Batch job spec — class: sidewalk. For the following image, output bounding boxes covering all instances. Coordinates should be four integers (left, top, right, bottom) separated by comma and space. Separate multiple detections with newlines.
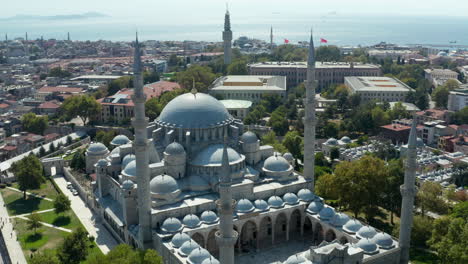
6, 187, 53, 202
0, 192, 27, 264
53, 175, 118, 254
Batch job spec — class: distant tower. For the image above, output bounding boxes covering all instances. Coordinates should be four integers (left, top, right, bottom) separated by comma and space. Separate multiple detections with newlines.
399, 118, 418, 264
215, 142, 238, 264
25, 32, 28, 41
270, 26, 273, 50
132, 33, 152, 248
303, 30, 316, 190
223, 6, 232, 65
67, 32, 70, 41
4, 34, 7, 42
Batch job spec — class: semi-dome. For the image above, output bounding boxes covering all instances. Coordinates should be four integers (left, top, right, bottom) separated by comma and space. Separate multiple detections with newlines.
171, 232, 191, 248
121, 154, 136, 169
188, 248, 211, 264
283, 193, 299, 205
340, 136, 351, 143
183, 214, 201, 229
357, 226, 377, 239
326, 138, 338, 145
200, 211, 219, 224
121, 179, 135, 190
241, 131, 258, 144
156, 92, 233, 129
318, 206, 335, 221
284, 255, 309, 264
306, 201, 324, 214
372, 233, 394, 249
122, 160, 136, 177
192, 144, 243, 166
254, 199, 270, 212
329, 213, 350, 227
268, 196, 285, 208
95, 159, 108, 167
161, 217, 183, 233
179, 240, 200, 257
236, 199, 255, 213
165, 142, 185, 155
263, 155, 291, 172
111, 135, 130, 146
150, 175, 179, 195
202, 257, 220, 264
343, 219, 362, 234
297, 189, 315, 202
355, 238, 379, 255
87, 142, 108, 153
283, 152, 294, 161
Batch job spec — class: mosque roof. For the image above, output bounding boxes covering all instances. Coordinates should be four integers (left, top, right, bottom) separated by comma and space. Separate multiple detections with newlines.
191, 144, 242, 166
150, 174, 179, 195
268, 196, 285, 208
254, 199, 270, 212
283, 193, 299, 205
343, 219, 363, 234
240, 131, 258, 144
161, 217, 183, 233
165, 142, 185, 155
111, 135, 130, 146
284, 255, 309, 264
306, 200, 324, 214
171, 232, 191, 248
121, 154, 136, 169
188, 248, 211, 264
283, 152, 294, 161
179, 240, 201, 257
183, 214, 201, 228
372, 232, 394, 249
355, 238, 379, 255
236, 199, 255, 213
357, 226, 377, 239
263, 155, 291, 172
329, 212, 350, 227
87, 142, 108, 153
318, 206, 336, 221
121, 179, 135, 190
200, 211, 219, 224
297, 189, 316, 202
156, 92, 233, 129
95, 159, 108, 167
123, 160, 136, 177
201, 257, 220, 264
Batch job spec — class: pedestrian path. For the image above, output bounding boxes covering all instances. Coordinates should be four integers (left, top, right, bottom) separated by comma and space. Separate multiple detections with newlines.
0, 192, 27, 264
15, 216, 72, 233
10, 208, 55, 219
6, 187, 53, 202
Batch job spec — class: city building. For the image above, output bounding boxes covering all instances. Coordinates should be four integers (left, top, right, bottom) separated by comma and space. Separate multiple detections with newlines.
448, 89, 468, 111
415, 109, 452, 124
248, 61, 381, 89
424, 68, 459, 87
35, 86, 84, 101
345, 76, 414, 103
219, 100, 252, 119
209, 75, 286, 103
321, 137, 352, 157
380, 123, 411, 144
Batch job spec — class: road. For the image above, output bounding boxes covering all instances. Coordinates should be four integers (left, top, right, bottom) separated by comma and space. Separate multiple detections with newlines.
0, 193, 27, 264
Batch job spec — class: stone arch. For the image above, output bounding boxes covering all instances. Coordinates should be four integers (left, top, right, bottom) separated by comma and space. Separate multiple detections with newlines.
289, 209, 302, 240
274, 213, 287, 244
42, 157, 65, 177
339, 236, 349, 244
191, 232, 205, 248
303, 216, 313, 240
258, 216, 272, 249
233, 225, 241, 253
314, 222, 324, 245
207, 229, 219, 257
240, 220, 257, 253
325, 229, 336, 242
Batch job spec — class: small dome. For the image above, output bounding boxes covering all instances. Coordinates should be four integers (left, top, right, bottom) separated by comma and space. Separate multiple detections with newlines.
87, 142, 108, 153
326, 138, 338, 145
183, 214, 201, 228
283, 152, 294, 161
121, 179, 134, 190
192, 144, 243, 166
200, 211, 218, 224
150, 174, 179, 195
111, 135, 130, 146
123, 160, 136, 177
329, 213, 349, 227
372, 233, 394, 249
283, 193, 299, 205
318, 206, 335, 221
171, 233, 191, 248
254, 199, 270, 212
340, 136, 351, 143
95, 159, 108, 167
241, 131, 258, 144
188, 248, 211, 264
297, 189, 315, 202
306, 201, 324, 214
179, 240, 200, 257
236, 199, 255, 213
355, 238, 379, 255
357, 226, 377, 239
284, 255, 308, 264
263, 155, 291, 172
416, 137, 424, 147
161, 217, 183, 233
165, 142, 185, 155
268, 196, 285, 208
343, 219, 362, 234
121, 154, 136, 169
202, 257, 220, 264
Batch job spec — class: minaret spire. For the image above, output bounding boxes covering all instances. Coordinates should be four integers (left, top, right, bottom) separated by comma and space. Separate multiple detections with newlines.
223, 5, 233, 65
67, 32, 70, 41
132, 33, 152, 248
25, 32, 28, 41
270, 26, 274, 51
215, 139, 238, 264
303, 29, 316, 190
399, 117, 418, 264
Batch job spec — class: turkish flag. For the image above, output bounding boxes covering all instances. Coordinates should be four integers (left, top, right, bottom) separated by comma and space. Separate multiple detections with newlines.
284, 39, 289, 44
320, 38, 328, 43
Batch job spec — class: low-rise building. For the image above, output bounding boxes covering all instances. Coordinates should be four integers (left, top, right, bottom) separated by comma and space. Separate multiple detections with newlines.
219, 100, 252, 119
448, 89, 468, 111
345, 76, 414, 103
380, 123, 411, 144
35, 86, 84, 101
415, 109, 452, 124
37, 101, 61, 115
424, 68, 459, 87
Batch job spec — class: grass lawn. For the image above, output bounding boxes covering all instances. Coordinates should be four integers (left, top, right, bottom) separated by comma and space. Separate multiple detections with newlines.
11, 180, 60, 200
0, 188, 54, 215
410, 247, 440, 264
28, 210, 82, 230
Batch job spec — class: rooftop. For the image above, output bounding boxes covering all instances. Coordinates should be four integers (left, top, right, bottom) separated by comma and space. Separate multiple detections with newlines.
220, 100, 253, 109
345, 77, 414, 92
37, 86, 83, 94
249, 61, 380, 69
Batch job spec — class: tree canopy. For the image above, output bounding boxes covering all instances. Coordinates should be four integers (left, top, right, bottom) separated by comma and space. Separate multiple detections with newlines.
57, 227, 89, 264
21, 113, 48, 135
227, 59, 248, 75
54, 193, 71, 215
175, 65, 217, 93
11, 154, 44, 199
61, 95, 101, 125
85, 244, 163, 264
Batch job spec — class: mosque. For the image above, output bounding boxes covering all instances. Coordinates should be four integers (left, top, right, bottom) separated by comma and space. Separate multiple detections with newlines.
85, 9, 417, 264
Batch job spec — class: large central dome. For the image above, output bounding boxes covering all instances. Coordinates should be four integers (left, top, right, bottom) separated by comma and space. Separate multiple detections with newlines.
156, 92, 234, 129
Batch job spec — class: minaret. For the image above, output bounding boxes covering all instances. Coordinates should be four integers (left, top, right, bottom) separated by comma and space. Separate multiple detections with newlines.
303, 30, 316, 190
223, 6, 232, 65
398, 118, 418, 264
67, 32, 70, 42
270, 26, 273, 50
25, 32, 28, 41
215, 141, 238, 264
132, 33, 152, 248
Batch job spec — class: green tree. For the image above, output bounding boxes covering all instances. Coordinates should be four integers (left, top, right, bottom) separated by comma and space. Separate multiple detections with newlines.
417, 181, 449, 216
282, 130, 303, 160
28, 211, 42, 234
382, 159, 404, 224
49, 67, 72, 78
11, 154, 44, 199
393, 215, 433, 247
54, 193, 71, 215
58, 227, 89, 264
428, 216, 468, 263
316, 173, 338, 200
38, 146, 46, 157
315, 45, 342, 61
61, 95, 101, 125
227, 59, 248, 75
21, 113, 48, 135
66, 136, 73, 145
268, 106, 289, 136
145, 97, 163, 120
444, 79, 460, 90
261, 131, 288, 153
70, 149, 86, 171
433, 86, 450, 108
95, 130, 117, 148
329, 147, 340, 160
49, 143, 56, 153
143, 70, 160, 84
107, 76, 133, 96
86, 244, 163, 264
323, 122, 339, 138
29, 251, 60, 264
452, 107, 468, 125
176, 65, 216, 93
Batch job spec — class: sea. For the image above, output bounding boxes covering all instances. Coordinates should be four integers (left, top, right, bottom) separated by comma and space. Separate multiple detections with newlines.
2, 13, 468, 48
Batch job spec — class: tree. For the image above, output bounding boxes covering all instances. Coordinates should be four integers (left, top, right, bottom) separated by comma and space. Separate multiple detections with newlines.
268, 106, 289, 136
316, 173, 338, 200
95, 130, 117, 147
329, 147, 340, 160
54, 193, 71, 215
417, 181, 449, 216
452, 107, 468, 126
428, 216, 468, 263
39, 146, 46, 157
86, 244, 163, 264
49, 67, 72, 78
227, 59, 248, 75
11, 154, 44, 199
49, 143, 56, 153
145, 97, 163, 120
66, 136, 73, 145
382, 159, 404, 224
176, 65, 216, 93
143, 70, 160, 84
28, 211, 42, 234
444, 79, 460, 91
261, 131, 288, 153
70, 149, 86, 171
107, 76, 133, 96
433, 86, 450, 108
21, 113, 48, 135
393, 215, 433, 247
29, 251, 60, 264
61, 95, 101, 125
282, 130, 303, 160
323, 122, 339, 138
315, 45, 341, 62
57, 227, 89, 264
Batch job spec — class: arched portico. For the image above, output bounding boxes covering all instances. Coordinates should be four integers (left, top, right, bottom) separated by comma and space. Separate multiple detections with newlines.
289, 209, 301, 240
240, 220, 257, 253
192, 232, 205, 248
258, 216, 272, 249
314, 222, 324, 245
325, 229, 336, 242
207, 229, 219, 257
275, 213, 287, 244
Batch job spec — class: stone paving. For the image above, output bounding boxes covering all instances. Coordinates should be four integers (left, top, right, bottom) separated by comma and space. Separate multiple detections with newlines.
235, 239, 311, 264
0, 192, 27, 264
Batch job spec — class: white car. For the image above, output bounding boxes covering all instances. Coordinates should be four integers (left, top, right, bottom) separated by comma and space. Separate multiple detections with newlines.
66, 182, 73, 189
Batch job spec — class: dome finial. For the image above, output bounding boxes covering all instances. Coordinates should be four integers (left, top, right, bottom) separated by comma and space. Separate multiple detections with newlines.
191, 78, 197, 94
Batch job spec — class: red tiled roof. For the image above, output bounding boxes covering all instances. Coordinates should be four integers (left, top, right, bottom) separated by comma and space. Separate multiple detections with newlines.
381, 124, 411, 131
38, 86, 83, 93
0, 103, 9, 109
2, 145, 17, 151
44, 133, 60, 141
38, 101, 61, 109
